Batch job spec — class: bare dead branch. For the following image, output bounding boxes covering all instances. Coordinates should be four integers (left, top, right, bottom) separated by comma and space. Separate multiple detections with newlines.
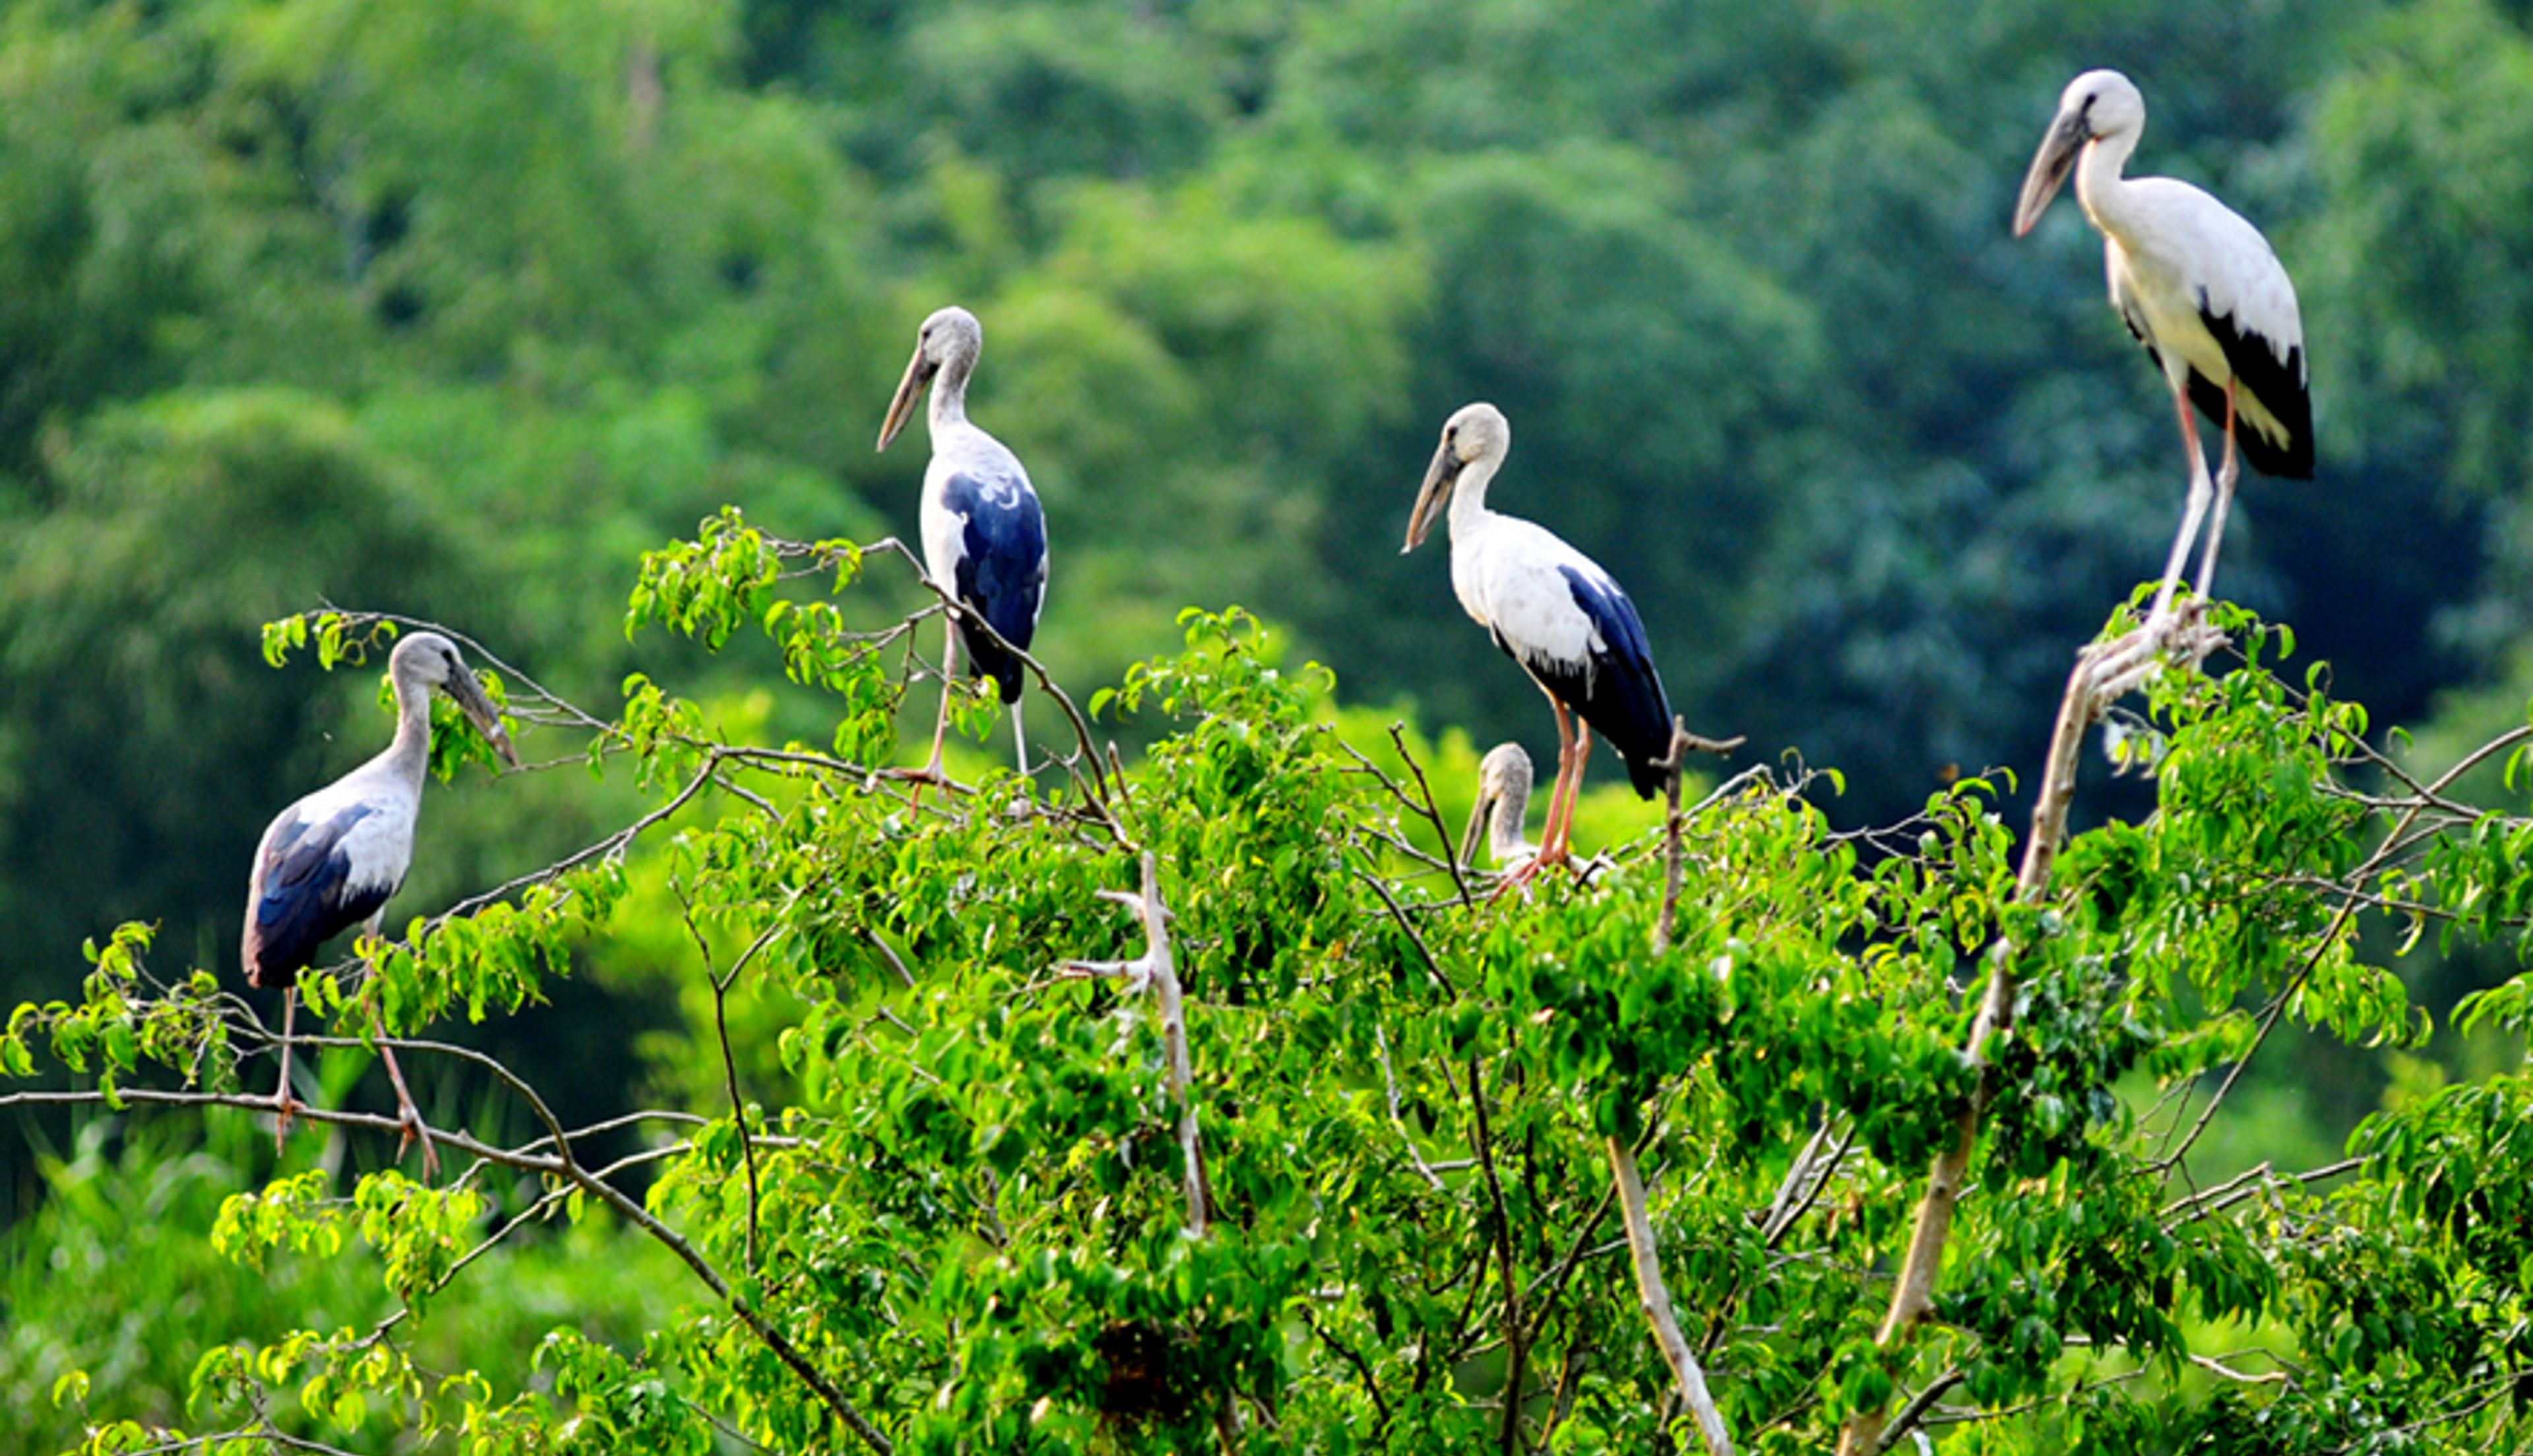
1837, 636, 2100, 1455
1608, 1137, 1733, 1456
1059, 852, 1206, 1234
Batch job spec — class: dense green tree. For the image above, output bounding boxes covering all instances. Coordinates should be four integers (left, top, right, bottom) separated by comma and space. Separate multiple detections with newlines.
6, 520, 2533, 1452
9, 6, 2533, 1444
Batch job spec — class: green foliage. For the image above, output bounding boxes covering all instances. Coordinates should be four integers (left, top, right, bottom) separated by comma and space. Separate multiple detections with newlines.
10, 515, 2533, 1451
12, 1, 2533, 1452
0, 1116, 682, 1455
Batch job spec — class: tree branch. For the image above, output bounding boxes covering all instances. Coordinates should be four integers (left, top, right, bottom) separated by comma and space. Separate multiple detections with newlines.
1836, 639, 2102, 1454
1606, 720, 1737, 1456
1608, 1136, 1733, 1456
1059, 852, 1207, 1234
1459, 1053, 1528, 1452
860, 535, 1131, 840
5, 1074, 892, 1451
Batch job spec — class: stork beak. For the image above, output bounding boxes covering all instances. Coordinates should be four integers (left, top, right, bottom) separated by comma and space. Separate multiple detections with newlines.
2013, 108, 2090, 237
1459, 785, 1495, 868
877, 347, 937, 452
1403, 439, 1462, 553
449, 673, 520, 770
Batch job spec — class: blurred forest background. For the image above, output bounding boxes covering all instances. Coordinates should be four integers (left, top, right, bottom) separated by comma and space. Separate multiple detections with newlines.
5, 0, 2533, 1404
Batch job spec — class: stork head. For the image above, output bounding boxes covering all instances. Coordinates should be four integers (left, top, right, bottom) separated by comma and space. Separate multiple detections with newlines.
2014, 69, 2145, 237
1404, 402, 1509, 553
1459, 742, 1535, 867
878, 305, 984, 452
391, 631, 520, 769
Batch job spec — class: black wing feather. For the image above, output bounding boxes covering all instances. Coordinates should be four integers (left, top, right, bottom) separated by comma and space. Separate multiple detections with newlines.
243, 804, 395, 989
2195, 293, 2313, 479
942, 470, 1049, 704
1498, 568, 1676, 801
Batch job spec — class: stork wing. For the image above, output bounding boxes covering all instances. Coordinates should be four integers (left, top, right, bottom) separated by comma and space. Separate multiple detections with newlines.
243, 803, 395, 989
940, 465, 1049, 704
2194, 289, 2313, 478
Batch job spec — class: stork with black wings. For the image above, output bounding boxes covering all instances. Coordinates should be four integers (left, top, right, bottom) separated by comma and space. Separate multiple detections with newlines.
243, 630, 518, 1177
2015, 69, 2313, 626
879, 305, 1050, 783
1404, 403, 1674, 878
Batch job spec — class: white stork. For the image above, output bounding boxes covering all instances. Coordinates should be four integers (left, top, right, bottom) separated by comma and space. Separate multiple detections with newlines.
1460, 742, 1539, 872
1404, 404, 1673, 875
243, 630, 517, 1177
877, 305, 1049, 782
2015, 68, 2313, 622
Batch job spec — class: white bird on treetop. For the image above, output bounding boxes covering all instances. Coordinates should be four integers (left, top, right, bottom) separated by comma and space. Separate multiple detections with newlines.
1403, 403, 1674, 880
877, 305, 1049, 785
2015, 68, 2313, 625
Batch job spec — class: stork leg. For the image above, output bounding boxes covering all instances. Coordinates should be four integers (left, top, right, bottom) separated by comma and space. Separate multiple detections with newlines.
1538, 697, 1583, 868
365, 913, 440, 1182
2193, 381, 2243, 603
2147, 390, 2216, 628
923, 624, 958, 782
888, 624, 960, 797
1550, 730, 1594, 866
1499, 694, 1580, 895
1011, 698, 1030, 779
271, 988, 303, 1155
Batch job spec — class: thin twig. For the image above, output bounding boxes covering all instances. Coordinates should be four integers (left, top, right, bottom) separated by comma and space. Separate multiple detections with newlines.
1465, 1056, 1528, 1455
683, 892, 768, 1273
1389, 723, 1474, 909
1356, 867, 1454, 991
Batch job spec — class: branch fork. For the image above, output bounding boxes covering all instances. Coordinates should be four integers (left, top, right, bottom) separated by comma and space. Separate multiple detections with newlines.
1060, 853, 1208, 1236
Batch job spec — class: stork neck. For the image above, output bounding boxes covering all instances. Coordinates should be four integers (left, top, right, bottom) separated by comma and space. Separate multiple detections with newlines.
1448, 456, 1502, 540
1490, 796, 1531, 864
381, 667, 435, 786
2073, 129, 2142, 236
929, 354, 975, 431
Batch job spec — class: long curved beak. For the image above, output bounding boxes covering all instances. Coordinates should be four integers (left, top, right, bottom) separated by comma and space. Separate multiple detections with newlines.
1402, 439, 1462, 553
877, 348, 937, 452
2013, 109, 2089, 237
1459, 785, 1495, 868
449, 673, 520, 769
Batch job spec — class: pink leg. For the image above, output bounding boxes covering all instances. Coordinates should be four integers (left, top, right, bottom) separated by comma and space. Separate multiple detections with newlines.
1539, 698, 1582, 868
1502, 695, 1579, 893
1549, 730, 1594, 866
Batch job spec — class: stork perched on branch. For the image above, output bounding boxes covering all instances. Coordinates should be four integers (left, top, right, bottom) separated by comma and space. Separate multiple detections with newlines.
1403, 404, 1673, 877
877, 305, 1049, 782
243, 630, 517, 1178
2015, 68, 2312, 627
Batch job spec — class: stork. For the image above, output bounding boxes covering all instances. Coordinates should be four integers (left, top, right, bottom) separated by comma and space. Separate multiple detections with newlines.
1460, 743, 1539, 872
877, 305, 1049, 782
1404, 404, 1673, 876
243, 630, 518, 1178
2015, 68, 2312, 626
